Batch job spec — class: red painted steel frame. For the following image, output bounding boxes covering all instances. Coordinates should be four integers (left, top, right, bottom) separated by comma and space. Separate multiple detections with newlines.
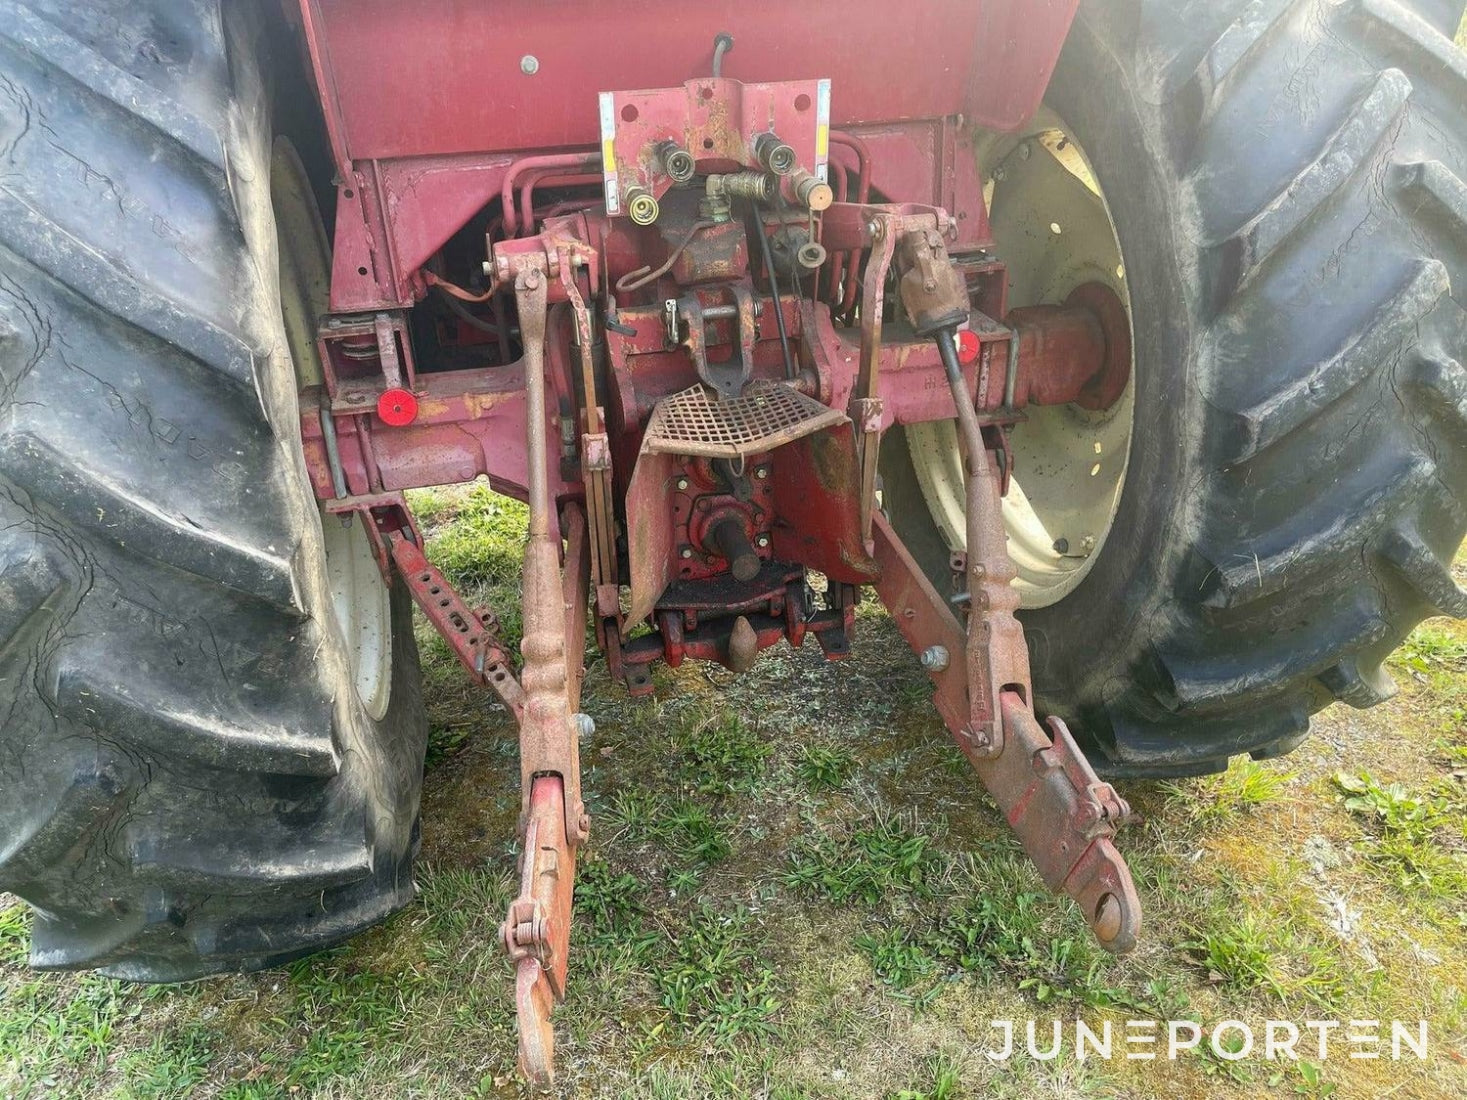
291, 0, 1080, 311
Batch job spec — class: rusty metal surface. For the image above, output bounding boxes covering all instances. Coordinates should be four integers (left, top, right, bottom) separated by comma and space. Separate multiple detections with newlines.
897, 227, 971, 337
927, 327, 1141, 950
871, 512, 970, 733
599, 76, 828, 217
624, 450, 678, 630
513, 267, 587, 845
992, 283, 1131, 412
768, 428, 880, 586
641, 380, 847, 460
502, 775, 576, 1085
621, 579, 854, 685
873, 513, 1141, 954
387, 531, 525, 719
561, 503, 592, 710
673, 283, 760, 397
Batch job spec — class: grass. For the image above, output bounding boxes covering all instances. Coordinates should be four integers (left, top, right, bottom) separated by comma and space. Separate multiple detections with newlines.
1, 493, 1464, 1099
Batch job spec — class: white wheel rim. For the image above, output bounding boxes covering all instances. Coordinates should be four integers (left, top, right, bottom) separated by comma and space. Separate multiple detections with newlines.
273, 139, 393, 717
907, 117, 1136, 609
322, 511, 393, 720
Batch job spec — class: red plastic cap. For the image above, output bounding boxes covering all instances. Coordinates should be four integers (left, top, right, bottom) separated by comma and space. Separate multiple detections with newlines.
377, 388, 418, 427
957, 329, 981, 366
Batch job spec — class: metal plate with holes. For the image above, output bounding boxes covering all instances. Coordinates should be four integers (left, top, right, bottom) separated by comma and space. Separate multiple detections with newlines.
641, 381, 848, 459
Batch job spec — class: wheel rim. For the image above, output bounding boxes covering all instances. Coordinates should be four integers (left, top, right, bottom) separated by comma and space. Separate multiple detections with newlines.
906, 114, 1136, 609
272, 139, 393, 719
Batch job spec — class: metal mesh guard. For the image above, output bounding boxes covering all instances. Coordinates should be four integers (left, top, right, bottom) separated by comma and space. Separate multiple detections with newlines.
641, 380, 849, 459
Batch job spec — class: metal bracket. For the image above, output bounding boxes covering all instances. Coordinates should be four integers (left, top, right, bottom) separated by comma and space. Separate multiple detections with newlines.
385, 530, 525, 719
672, 282, 759, 398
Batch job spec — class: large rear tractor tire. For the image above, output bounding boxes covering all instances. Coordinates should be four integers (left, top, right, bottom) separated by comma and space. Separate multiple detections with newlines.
885, 0, 1467, 776
0, 0, 427, 977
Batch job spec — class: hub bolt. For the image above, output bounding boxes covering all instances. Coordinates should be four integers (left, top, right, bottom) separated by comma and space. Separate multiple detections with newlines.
920, 645, 950, 672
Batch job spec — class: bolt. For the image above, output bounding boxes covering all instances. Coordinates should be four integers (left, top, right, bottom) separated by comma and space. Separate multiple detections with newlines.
676, 477, 690, 491
1081, 535, 1098, 556
681, 547, 694, 559
1053, 537, 1070, 555
756, 534, 770, 549
920, 645, 950, 672
520, 54, 539, 75
481, 260, 493, 277
755, 466, 769, 480
574, 713, 596, 739
522, 269, 541, 290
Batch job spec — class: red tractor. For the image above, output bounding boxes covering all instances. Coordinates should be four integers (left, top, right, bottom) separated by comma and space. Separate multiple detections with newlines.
2, 0, 1463, 1083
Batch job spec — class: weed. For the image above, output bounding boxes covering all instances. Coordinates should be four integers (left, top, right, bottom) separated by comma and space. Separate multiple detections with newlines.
576, 858, 649, 943
117, 1025, 213, 1097
1332, 771, 1467, 896
666, 866, 702, 897
654, 904, 780, 1041
0, 902, 28, 967
854, 926, 938, 991
1391, 625, 1467, 676
1185, 913, 1282, 996
607, 787, 667, 836
1334, 771, 1441, 832
674, 714, 772, 796
1288, 1059, 1339, 1098
784, 812, 936, 904
1163, 758, 1293, 824
664, 801, 732, 863
891, 1053, 961, 1100
795, 744, 853, 791
606, 791, 730, 864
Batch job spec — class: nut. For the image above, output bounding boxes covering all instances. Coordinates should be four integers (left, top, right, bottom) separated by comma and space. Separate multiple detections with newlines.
919, 645, 950, 672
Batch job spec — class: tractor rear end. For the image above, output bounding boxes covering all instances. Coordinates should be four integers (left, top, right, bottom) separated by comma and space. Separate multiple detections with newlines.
292, 0, 1136, 1079
5, 0, 1464, 1088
